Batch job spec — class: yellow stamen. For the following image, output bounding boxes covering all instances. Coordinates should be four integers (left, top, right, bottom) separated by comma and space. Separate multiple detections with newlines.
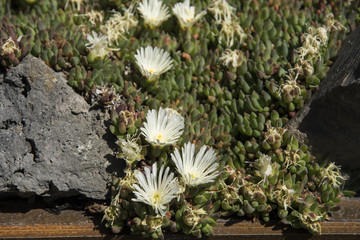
153, 193, 161, 203
156, 134, 163, 140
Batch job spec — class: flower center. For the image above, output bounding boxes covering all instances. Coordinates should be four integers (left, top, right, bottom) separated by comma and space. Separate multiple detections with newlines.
187, 17, 192, 22
156, 134, 163, 141
153, 192, 161, 203
190, 174, 196, 179
149, 69, 154, 73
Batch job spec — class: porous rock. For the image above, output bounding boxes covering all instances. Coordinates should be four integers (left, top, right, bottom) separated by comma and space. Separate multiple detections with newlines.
286, 26, 360, 191
0, 55, 122, 200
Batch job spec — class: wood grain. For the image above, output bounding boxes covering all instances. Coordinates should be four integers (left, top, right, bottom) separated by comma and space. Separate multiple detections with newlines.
0, 198, 359, 239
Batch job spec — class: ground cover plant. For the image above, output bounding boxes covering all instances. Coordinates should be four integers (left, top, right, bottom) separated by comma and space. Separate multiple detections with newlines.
1, 0, 359, 238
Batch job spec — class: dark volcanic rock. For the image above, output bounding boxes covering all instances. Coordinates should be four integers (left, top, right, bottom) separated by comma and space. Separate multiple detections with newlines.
0, 56, 122, 200
286, 27, 360, 192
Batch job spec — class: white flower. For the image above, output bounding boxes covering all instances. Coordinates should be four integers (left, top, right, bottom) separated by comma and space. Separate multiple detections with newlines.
294, 59, 314, 77
283, 149, 301, 169
326, 13, 346, 32
171, 142, 219, 186
208, 1, 246, 48
297, 26, 329, 61
83, 10, 104, 25
310, 27, 328, 45
101, 6, 138, 44
141, 107, 184, 146
263, 124, 286, 145
281, 78, 301, 98
119, 168, 138, 190
298, 33, 321, 59
219, 49, 245, 68
138, 0, 170, 29
183, 207, 207, 227
116, 136, 143, 166
208, 0, 235, 23
0, 38, 20, 56
132, 162, 178, 216
320, 163, 348, 188
256, 154, 273, 179
85, 31, 116, 58
273, 185, 296, 211
175, 179, 186, 201
134, 46, 173, 81
219, 18, 246, 47
172, 0, 206, 29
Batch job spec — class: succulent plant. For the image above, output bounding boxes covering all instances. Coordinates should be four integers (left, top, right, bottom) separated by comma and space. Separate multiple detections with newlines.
2, 0, 359, 238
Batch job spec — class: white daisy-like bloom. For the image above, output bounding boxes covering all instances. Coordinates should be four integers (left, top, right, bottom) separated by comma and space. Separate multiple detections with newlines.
255, 154, 275, 186
83, 10, 104, 25
301, 33, 321, 58
183, 207, 207, 227
256, 154, 273, 179
320, 163, 348, 188
85, 31, 116, 58
273, 185, 296, 211
141, 107, 184, 146
172, 0, 206, 29
219, 49, 245, 68
297, 26, 329, 61
119, 168, 138, 190
116, 136, 143, 166
281, 79, 301, 98
283, 149, 301, 169
294, 58, 314, 77
101, 6, 138, 44
171, 142, 219, 187
219, 18, 246, 47
326, 13, 346, 32
138, 0, 170, 29
175, 179, 186, 201
134, 46, 173, 81
309, 26, 328, 45
132, 162, 178, 216
208, 0, 235, 23
263, 125, 286, 144
0, 38, 20, 56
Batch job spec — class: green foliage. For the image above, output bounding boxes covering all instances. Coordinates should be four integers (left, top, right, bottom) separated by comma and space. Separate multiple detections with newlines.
1, 0, 358, 237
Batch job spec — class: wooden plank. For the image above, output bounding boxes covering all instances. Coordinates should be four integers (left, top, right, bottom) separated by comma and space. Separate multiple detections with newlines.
0, 221, 359, 240
0, 222, 359, 240
0, 198, 359, 239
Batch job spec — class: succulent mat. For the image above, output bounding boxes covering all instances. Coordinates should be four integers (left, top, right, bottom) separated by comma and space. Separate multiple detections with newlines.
1, 0, 359, 238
